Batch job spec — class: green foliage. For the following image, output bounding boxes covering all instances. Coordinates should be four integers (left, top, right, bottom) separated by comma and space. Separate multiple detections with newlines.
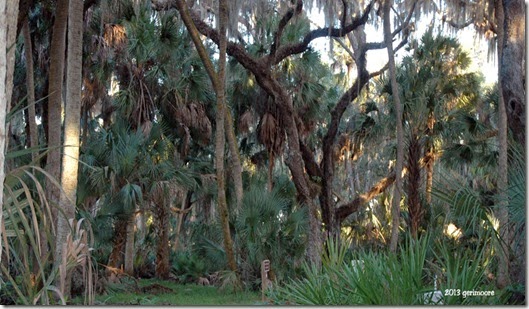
170, 251, 208, 283
1, 161, 95, 305
432, 238, 493, 305
270, 233, 502, 305
235, 176, 308, 287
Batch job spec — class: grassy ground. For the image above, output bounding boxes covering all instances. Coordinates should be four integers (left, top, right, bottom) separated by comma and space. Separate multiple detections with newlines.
76, 278, 262, 305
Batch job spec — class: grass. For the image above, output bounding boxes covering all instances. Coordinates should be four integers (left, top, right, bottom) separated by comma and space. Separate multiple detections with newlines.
73, 279, 261, 305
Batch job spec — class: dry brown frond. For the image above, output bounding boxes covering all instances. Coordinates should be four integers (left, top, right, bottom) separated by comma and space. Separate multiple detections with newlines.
259, 112, 285, 155
103, 24, 127, 49
238, 110, 254, 134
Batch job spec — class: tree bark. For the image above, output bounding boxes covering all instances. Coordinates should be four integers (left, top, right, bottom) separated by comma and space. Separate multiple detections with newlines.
495, 0, 511, 289
124, 214, 135, 275
155, 198, 170, 279
46, 0, 68, 229
501, 0, 525, 148
107, 217, 127, 270
224, 109, 243, 210
174, 0, 238, 273
383, 0, 405, 253
0, 0, 7, 265
406, 134, 423, 238
54, 0, 83, 296
319, 51, 370, 238
215, 0, 238, 274
23, 19, 39, 160
0, 0, 19, 262
5, 0, 18, 118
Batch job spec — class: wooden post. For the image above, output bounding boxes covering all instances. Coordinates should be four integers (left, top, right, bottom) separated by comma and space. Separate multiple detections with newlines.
261, 259, 271, 302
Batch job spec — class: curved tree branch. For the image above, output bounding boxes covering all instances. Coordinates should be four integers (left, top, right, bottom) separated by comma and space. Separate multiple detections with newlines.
270, 0, 303, 57
270, 0, 375, 65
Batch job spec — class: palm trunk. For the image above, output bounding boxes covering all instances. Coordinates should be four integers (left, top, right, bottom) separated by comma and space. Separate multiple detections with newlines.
495, 0, 511, 289
425, 114, 435, 205
406, 134, 423, 239
383, 0, 405, 253
46, 0, 68, 228
155, 201, 169, 279
124, 214, 135, 275
108, 217, 127, 270
54, 0, 83, 296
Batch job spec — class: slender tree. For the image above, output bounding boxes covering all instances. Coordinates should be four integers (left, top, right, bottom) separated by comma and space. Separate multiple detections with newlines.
0, 0, 7, 264
46, 0, 68, 228
54, 0, 84, 297
383, 0, 405, 252
494, 0, 510, 289
23, 19, 39, 160
173, 0, 238, 273
0, 0, 19, 264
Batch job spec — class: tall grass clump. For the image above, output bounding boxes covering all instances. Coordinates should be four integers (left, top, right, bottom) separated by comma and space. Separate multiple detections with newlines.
270, 235, 433, 305
0, 161, 95, 305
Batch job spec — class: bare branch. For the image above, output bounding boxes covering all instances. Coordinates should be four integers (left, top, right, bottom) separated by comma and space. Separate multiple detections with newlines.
442, 15, 474, 29
271, 0, 375, 65
336, 170, 399, 222
270, 0, 303, 57
364, 0, 415, 51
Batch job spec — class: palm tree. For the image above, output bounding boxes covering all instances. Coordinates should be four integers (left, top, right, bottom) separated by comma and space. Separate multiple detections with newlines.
382, 31, 482, 239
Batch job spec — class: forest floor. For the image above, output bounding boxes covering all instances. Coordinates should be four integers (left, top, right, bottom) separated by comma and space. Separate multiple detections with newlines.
71, 278, 261, 305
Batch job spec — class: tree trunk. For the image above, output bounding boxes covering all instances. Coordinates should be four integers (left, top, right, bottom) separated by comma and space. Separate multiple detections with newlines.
108, 217, 127, 270
46, 0, 68, 229
124, 214, 135, 275
495, 0, 511, 289
0, 0, 7, 265
173, 190, 188, 252
224, 109, 243, 210
319, 54, 370, 239
0, 3, 20, 247
174, 0, 238, 274
406, 134, 423, 239
54, 0, 83, 296
383, 0, 405, 253
155, 201, 169, 279
5, 0, 18, 119
23, 19, 39, 160
215, 0, 238, 274
501, 0, 525, 148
